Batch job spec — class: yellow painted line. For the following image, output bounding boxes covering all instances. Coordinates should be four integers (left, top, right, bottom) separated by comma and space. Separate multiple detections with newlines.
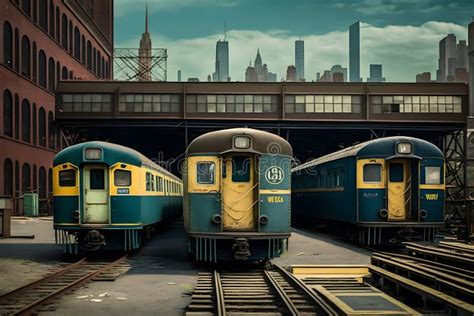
419, 184, 445, 190
292, 265, 370, 277
259, 189, 291, 194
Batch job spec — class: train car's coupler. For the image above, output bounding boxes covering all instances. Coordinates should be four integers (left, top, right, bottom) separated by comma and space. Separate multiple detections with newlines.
232, 238, 251, 260
84, 230, 106, 251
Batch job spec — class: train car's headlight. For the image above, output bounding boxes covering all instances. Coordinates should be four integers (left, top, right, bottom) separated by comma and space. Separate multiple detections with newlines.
397, 143, 412, 154
234, 136, 251, 149
85, 148, 102, 160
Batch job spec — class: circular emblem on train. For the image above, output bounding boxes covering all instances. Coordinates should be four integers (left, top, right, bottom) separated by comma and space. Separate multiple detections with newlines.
265, 166, 284, 185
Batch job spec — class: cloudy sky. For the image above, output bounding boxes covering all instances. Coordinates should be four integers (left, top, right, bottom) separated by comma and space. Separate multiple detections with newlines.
113, 0, 473, 82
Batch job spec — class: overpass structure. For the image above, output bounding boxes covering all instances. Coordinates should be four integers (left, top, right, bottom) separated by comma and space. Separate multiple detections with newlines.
54, 81, 473, 238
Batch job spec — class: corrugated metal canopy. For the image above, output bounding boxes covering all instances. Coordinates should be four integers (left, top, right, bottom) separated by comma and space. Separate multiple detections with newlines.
186, 128, 293, 156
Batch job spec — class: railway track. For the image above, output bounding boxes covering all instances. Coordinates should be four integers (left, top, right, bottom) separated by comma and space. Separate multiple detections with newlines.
0, 255, 128, 315
186, 263, 337, 316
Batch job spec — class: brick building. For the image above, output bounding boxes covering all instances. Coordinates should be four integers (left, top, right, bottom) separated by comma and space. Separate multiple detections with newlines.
0, 0, 113, 214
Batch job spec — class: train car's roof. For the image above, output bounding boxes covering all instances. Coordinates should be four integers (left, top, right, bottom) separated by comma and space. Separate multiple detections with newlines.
292, 136, 443, 172
54, 141, 180, 180
186, 128, 293, 156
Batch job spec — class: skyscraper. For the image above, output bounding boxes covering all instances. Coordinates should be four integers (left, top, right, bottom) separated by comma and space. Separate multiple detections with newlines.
436, 34, 470, 83
138, 4, 152, 81
286, 66, 296, 82
349, 21, 361, 82
213, 39, 229, 82
177, 70, 182, 82
416, 72, 432, 83
330, 65, 347, 82
245, 50, 277, 82
367, 64, 385, 82
295, 40, 304, 81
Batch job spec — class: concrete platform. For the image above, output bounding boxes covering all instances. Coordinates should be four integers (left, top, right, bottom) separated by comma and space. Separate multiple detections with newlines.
0, 219, 372, 315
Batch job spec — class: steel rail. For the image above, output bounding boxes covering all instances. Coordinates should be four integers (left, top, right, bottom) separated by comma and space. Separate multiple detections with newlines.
0, 255, 127, 315
264, 270, 299, 316
272, 263, 339, 316
0, 257, 87, 302
214, 270, 226, 316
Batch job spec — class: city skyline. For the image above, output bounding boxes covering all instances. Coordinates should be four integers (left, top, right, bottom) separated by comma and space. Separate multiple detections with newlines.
116, 1, 472, 82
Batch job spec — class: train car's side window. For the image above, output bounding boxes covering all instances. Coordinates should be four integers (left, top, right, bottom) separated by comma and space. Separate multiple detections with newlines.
151, 174, 155, 191
363, 164, 382, 183
425, 166, 441, 184
146, 172, 151, 191
59, 169, 76, 187
197, 162, 215, 184
115, 170, 131, 186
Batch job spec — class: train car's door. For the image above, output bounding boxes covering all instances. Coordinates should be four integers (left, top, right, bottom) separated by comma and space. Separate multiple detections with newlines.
222, 154, 257, 231
83, 165, 109, 224
387, 160, 410, 221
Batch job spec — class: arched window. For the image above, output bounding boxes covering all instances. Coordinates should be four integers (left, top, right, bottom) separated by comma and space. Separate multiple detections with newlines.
3, 22, 13, 68
48, 57, 55, 91
61, 66, 68, 79
33, 164, 37, 193
81, 35, 85, 64
38, 50, 46, 87
21, 35, 31, 78
48, 168, 52, 195
86, 40, 91, 69
32, 42, 37, 82
49, 0, 54, 37
14, 28, 19, 72
32, 0, 37, 23
92, 47, 96, 73
39, 0, 47, 31
21, 98, 30, 142
55, 6, 59, 42
48, 111, 55, 149
97, 51, 102, 78
68, 20, 72, 53
14, 94, 19, 139
38, 166, 46, 198
101, 56, 105, 78
56, 60, 60, 87
61, 13, 67, 49
38, 107, 46, 146
74, 27, 80, 59
22, 163, 31, 193
15, 161, 19, 197
32, 103, 37, 145
3, 159, 13, 196
21, 0, 31, 17
3, 89, 13, 137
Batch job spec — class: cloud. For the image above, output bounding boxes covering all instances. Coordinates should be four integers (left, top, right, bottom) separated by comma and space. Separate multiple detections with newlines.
116, 21, 468, 82
332, 0, 472, 16
114, 0, 238, 17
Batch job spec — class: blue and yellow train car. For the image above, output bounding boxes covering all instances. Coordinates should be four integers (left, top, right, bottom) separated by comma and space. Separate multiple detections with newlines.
53, 141, 182, 254
292, 136, 445, 245
183, 128, 293, 262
